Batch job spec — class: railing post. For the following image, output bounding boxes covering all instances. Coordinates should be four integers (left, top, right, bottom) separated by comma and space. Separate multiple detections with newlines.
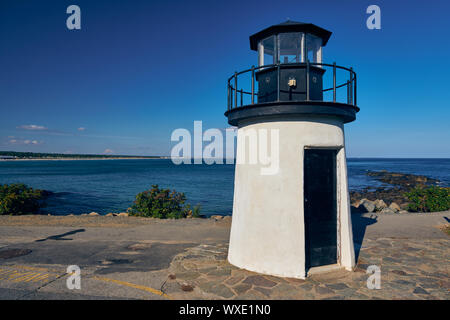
354, 73, 357, 106
306, 60, 310, 101
277, 64, 280, 101
333, 62, 336, 102
251, 65, 255, 104
240, 89, 243, 107
234, 72, 237, 108
350, 68, 353, 104
347, 80, 350, 104
227, 83, 230, 111
231, 87, 234, 109
349, 68, 353, 105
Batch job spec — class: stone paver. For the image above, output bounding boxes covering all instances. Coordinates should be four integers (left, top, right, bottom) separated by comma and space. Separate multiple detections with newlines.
165, 237, 450, 300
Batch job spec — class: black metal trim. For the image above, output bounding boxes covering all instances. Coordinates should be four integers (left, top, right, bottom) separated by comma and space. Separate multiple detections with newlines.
224, 101, 359, 126
249, 21, 332, 51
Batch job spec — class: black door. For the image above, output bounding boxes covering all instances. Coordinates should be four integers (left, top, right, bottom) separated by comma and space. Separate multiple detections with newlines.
304, 149, 337, 269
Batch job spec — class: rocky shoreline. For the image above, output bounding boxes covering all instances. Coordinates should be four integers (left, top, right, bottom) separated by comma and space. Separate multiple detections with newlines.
350, 170, 442, 214
63, 211, 231, 221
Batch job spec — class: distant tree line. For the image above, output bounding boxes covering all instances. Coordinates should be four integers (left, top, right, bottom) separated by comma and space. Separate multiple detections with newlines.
0, 151, 161, 159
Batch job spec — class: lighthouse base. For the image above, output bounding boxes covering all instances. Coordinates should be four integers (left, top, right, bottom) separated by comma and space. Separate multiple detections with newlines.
227, 116, 355, 279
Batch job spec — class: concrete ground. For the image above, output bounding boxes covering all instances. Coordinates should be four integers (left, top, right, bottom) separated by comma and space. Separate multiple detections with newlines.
0, 212, 448, 300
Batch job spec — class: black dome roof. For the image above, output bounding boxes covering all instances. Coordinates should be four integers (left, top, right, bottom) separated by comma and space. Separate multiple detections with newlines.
249, 20, 332, 51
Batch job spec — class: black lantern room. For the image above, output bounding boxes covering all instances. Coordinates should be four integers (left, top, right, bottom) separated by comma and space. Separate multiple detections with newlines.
225, 20, 359, 126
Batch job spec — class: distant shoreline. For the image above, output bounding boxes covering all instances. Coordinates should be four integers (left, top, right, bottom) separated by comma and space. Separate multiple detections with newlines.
0, 157, 169, 161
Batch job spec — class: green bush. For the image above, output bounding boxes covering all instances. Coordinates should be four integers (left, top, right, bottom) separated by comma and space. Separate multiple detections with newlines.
405, 186, 450, 212
0, 184, 47, 215
128, 185, 201, 219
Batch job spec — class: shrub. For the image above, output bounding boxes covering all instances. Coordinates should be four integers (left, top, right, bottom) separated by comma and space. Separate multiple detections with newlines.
405, 186, 450, 212
0, 183, 47, 215
128, 185, 201, 219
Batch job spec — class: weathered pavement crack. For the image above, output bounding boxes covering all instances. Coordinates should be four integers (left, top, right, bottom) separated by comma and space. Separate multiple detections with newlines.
16, 272, 68, 300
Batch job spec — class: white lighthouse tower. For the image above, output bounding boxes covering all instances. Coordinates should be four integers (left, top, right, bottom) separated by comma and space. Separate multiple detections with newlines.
225, 21, 359, 279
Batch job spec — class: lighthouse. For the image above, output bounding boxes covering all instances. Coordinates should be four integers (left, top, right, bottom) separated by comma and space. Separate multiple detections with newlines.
225, 21, 359, 279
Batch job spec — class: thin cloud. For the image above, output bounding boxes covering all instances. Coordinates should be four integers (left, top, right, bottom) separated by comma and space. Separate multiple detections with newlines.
103, 149, 114, 154
8, 138, 42, 145
24, 140, 40, 145
18, 124, 48, 131
78, 127, 86, 131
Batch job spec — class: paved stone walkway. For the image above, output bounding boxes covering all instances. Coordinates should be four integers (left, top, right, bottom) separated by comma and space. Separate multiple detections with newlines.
164, 238, 450, 300
0, 214, 448, 299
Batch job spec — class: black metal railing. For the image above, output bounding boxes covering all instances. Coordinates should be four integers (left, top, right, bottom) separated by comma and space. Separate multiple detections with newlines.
227, 62, 357, 111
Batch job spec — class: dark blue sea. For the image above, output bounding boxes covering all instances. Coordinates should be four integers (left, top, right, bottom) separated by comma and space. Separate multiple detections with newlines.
0, 159, 449, 216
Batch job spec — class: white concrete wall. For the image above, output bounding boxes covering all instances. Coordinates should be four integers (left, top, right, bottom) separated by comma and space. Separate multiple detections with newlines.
228, 115, 355, 279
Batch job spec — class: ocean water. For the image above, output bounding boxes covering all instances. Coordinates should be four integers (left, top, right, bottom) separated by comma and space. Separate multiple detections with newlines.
0, 158, 449, 216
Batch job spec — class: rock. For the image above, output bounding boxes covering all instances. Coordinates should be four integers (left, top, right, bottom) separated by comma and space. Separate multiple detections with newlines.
350, 169, 442, 210
389, 202, 401, 212
106, 213, 116, 217
360, 199, 375, 213
118, 212, 128, 217
351, 199, 362, 207
380, 207, 395, 214
210, 215, 223, 221
398, 210, 409, 214
366, 171, 440, 188
222, 216, 232, 221
89, 212, 99, 216
180, 282, 194, 292
373, 199, 387, 211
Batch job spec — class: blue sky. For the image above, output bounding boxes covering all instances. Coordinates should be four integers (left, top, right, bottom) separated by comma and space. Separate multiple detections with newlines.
0, 0, 449, 157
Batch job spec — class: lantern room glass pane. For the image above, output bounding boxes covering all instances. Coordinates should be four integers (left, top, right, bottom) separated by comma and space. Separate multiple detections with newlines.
306, 34, 323, 64
279, 32, 302, 64
258, 36, 276, 66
